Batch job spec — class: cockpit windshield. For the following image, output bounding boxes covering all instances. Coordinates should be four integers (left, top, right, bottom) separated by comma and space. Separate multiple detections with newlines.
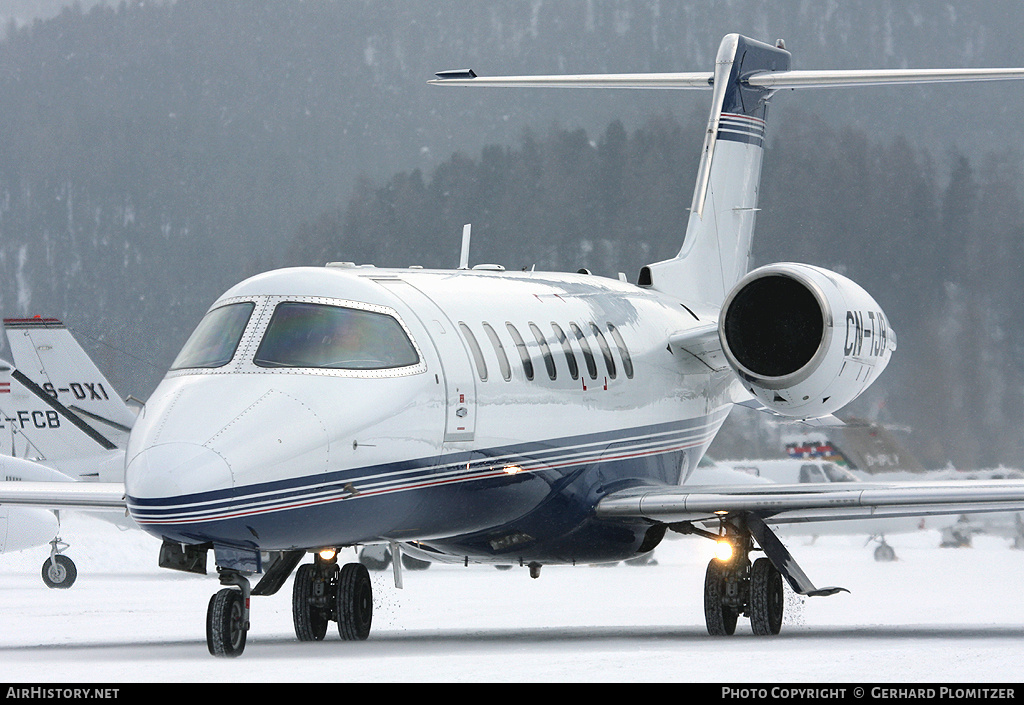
254, 302, 419, 370
170, 302, 255, 370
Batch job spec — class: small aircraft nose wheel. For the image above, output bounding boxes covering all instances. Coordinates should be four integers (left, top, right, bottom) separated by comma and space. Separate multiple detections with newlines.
41, 553, 77, 589
41, 538, 77, 589
873, 540, 897, 562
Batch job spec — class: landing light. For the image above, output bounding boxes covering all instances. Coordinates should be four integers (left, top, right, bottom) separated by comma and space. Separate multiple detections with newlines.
714, 540, 734, 562
319, 548, 337, 562
503, 464, 523, 475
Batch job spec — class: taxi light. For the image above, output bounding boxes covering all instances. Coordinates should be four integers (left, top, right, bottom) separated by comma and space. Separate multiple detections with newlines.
319, 548, 337, 562
714, 540, 734, 562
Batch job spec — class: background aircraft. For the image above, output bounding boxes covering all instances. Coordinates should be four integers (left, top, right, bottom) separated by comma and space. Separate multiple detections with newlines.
710, 455, 921, 561
0, 318, 136, 587
784, 420, 1024, 549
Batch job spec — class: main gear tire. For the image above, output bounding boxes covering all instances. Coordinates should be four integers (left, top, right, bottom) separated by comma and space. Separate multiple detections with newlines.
292, 563, 329, 641
703, 558, 738, 636
750, 557, 784, 636
336, 563, 373, 641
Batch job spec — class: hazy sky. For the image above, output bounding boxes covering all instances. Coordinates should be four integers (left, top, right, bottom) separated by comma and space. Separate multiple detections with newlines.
1, 0, 115, 26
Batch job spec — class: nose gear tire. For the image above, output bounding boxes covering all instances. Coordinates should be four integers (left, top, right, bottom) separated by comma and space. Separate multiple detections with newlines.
207, 588, 248, 657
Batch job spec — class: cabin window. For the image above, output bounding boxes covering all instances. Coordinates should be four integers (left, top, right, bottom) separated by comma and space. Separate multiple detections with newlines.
254, 302, 419, 370
171, 301, 255, 370
550, 323, 579, 380
529, 323, 557, 381
607, 323, 634, 379
482, 322, 512, 381
459, 322, 488, 381
506, 323, 534, 381
798, 464, 827, 484
569, 322, 598, 380
589, 323, 616, 379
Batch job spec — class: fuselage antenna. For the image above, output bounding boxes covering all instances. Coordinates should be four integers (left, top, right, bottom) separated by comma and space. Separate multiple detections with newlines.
458, 223, 472, 270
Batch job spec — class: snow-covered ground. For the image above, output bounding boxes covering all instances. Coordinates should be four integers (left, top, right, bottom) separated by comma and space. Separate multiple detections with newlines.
1, 512, 1023, 683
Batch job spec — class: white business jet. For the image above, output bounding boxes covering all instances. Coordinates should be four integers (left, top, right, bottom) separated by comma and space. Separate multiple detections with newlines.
7, 34, 1024, 657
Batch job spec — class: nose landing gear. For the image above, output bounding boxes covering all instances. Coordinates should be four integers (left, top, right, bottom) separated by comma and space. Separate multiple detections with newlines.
207, 571, 250, 658
202, 548, 373, 657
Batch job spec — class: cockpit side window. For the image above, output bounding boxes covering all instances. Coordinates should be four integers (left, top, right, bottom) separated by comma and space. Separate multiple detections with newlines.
254, 302, 419, 370
171, 302, 255, 370
821, 463, 858, 482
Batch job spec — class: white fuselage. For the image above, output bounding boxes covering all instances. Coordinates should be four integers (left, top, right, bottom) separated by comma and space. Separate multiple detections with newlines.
123, 265, 740, 563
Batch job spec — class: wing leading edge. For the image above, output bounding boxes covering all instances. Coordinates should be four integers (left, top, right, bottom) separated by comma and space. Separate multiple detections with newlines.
596, 479, 1024, 525
0, 480, 126, 511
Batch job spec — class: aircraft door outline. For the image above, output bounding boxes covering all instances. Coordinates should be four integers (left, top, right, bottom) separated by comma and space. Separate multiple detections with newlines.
372, 279, 477, 442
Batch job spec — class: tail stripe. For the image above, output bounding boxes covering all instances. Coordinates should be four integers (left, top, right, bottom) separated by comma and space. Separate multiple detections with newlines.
717, 113, 766, 146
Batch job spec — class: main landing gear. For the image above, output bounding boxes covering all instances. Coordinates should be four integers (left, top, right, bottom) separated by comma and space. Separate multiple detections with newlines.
701, 521, 784, 636
292, 551, 373, 643
675, 513, 845, 637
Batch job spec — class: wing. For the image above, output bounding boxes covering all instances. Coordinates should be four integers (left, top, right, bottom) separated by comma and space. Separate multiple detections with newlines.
597, 479, 1024, 597
596, 479, 1024, 525
0, 478, 125, 511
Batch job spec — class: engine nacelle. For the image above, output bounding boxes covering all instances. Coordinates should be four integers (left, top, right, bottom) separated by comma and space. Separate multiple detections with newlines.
719, 263, 896, 419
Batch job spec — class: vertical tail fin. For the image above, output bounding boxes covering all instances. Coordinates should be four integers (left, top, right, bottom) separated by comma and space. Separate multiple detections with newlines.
430, 34, 1024, 311
3, 318, 136, 449
0, 356, 120, 465
641, 35, 790, 309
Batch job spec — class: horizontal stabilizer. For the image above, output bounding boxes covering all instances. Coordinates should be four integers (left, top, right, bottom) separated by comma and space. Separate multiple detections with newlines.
429, 71, 714, 89
747, 67, 1024, 89
430, 67, 1024, 91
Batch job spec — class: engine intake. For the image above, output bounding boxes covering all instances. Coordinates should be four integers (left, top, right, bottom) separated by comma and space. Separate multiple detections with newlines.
719, 263, 895, 418
722, 274, 824, 378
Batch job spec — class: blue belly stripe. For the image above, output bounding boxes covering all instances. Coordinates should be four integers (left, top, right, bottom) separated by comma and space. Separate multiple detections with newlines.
127, 410, 729, 526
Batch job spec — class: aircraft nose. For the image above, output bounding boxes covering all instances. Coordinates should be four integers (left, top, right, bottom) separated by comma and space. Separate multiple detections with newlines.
124, 382, 330, 506
125, 442, 233, 500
